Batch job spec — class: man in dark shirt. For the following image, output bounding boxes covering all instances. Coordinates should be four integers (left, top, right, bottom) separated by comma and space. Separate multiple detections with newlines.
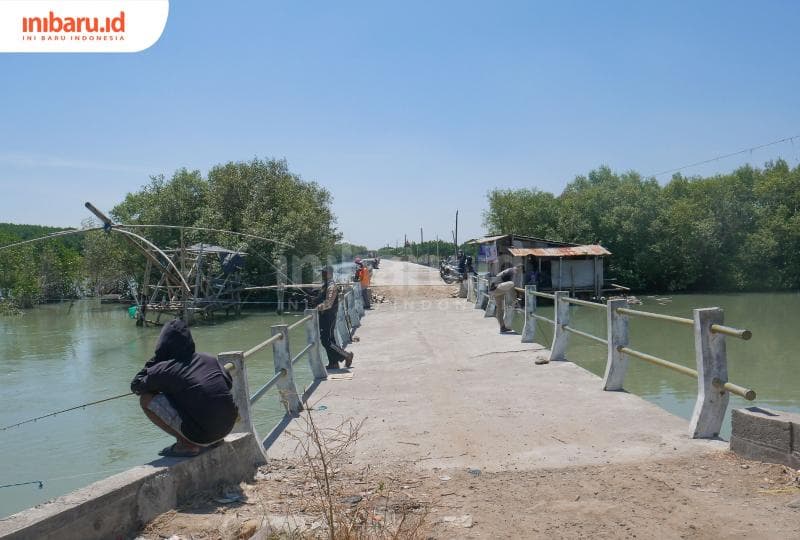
313, 266, 353, 369
131, 319, 238, 457
457, 250, 466, 275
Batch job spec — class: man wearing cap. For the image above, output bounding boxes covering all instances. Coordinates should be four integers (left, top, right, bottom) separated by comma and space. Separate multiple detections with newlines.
315, 266, 353, 369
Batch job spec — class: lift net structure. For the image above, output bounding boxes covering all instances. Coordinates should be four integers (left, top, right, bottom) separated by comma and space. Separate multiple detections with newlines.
137, 241, 246, 324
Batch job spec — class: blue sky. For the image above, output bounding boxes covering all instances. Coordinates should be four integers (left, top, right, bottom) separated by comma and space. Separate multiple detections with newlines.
1, 0, 799, 248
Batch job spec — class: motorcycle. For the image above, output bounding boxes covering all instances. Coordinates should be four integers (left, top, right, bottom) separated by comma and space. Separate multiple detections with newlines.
439, 259, 464, 284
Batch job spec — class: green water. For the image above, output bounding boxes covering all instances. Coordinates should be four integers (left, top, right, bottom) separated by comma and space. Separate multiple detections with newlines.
0, 301, 316, 518
511, 291, 800, 438
1, 292, 799, 518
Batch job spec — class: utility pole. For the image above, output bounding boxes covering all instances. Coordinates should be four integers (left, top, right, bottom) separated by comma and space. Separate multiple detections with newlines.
420, 227, 425, 266
436, 234, 440, 262
454, 210, 459, 257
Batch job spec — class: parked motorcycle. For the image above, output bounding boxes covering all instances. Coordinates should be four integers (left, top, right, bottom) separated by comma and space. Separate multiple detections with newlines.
439, 259, 464, 284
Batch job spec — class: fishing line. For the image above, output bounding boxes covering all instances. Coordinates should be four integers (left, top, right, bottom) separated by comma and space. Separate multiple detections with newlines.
0, 481, 43, 490
0, 466, 135, 490
0, 392, 133, 432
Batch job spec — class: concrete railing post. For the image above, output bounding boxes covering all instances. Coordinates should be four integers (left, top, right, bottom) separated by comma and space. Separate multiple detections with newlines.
466, 275, 475, 303
458, 278, 468, 298
356, 286, 364, 322
602, 298, 629, 391
271, 324, 302, 415
503, 289, 516, 328
475, 278, 488, 310
484, 295, 496, 317
353, 283, 365, 318
521, 285, 537, 343
689, 307, 729, 438
304, 308, 328, 380
335, 297, 350, 347
344, 295, 353, 342
218, 351, 268, 463
484, 278, 496, 318
348, 288, 361, 328
549, 291, 570, 362
219, 351, 253, 434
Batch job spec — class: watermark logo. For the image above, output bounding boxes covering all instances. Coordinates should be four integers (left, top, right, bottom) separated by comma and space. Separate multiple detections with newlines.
0, 1, 169, 52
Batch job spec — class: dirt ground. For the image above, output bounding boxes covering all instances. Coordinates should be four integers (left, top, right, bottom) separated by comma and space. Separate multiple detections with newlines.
370, 283, 460, 304
136, 450, 800, 540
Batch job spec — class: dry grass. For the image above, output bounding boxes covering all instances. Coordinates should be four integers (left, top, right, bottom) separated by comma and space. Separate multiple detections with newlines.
283, 404, 429, 540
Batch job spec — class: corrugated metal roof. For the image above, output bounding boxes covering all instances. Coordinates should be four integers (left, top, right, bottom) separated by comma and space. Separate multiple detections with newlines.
467, 234, 508, 244
508, 245, 611, 257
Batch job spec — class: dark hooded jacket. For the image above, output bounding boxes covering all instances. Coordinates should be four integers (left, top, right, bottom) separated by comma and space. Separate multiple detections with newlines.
130, 320, 238, 444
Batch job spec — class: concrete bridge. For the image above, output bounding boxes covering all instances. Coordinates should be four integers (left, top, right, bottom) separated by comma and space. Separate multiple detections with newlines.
3, 260, 799, 539
271, 259, 720, 470
264, 259, 799, 538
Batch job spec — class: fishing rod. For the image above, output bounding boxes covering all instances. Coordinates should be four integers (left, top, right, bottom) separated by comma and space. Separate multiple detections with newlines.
0, 392, 133, 432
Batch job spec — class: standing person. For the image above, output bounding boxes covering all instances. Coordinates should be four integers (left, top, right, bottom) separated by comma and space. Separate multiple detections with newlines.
465, 255, 475, 276
130, 319, 238, 457
314, 265, 353, 369
457, 250, 466, 276
358, 261, 372, 309
489, 264, 518, 333
525, 256, 539, 287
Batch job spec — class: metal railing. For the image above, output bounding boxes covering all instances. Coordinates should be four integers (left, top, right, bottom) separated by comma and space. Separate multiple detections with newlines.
221, 281, 366, 459
468, 284, 756, 439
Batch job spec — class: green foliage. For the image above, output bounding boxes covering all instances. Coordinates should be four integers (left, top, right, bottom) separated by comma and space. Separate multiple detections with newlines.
0, 224, 83, 306
332, 242, 369, 263
483, 160, 800, 292
82, 230, 139, 294
113, 157, 341, 286
1, 157, 341, 306
376, 239, 469, 264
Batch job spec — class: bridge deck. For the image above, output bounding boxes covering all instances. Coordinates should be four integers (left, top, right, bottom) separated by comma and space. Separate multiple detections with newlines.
269, 259, 722, 470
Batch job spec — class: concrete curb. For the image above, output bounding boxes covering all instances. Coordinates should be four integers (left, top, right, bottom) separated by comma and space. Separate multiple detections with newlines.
730, 407, 800, 469
0, 432, 264, 540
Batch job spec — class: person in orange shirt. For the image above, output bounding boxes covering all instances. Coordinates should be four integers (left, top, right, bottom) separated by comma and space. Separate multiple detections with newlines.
356, 259, 372, 309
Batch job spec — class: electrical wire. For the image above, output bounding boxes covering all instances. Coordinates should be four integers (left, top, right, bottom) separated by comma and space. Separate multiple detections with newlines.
649, 134, 800, 177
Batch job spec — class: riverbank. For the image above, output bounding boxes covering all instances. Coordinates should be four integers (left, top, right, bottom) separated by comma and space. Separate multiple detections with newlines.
133, 261, 800, 538
135, 451, 800, 539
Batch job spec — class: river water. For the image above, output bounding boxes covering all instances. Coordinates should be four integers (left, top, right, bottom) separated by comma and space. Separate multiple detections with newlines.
0, 302, 316, 518
510, 291, 800, 435
1, 291, 798, 517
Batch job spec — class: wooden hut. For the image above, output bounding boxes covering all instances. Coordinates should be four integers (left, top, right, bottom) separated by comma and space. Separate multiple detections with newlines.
466, 234, 612, 298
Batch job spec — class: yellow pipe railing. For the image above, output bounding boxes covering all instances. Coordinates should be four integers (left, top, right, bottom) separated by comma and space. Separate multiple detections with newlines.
711, 324, 752, 340
288, 314, 313, 331
617, 346, 755, 400
243, 332, 283, 359
561, 296, 605, 310
616, 307, 693, 326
